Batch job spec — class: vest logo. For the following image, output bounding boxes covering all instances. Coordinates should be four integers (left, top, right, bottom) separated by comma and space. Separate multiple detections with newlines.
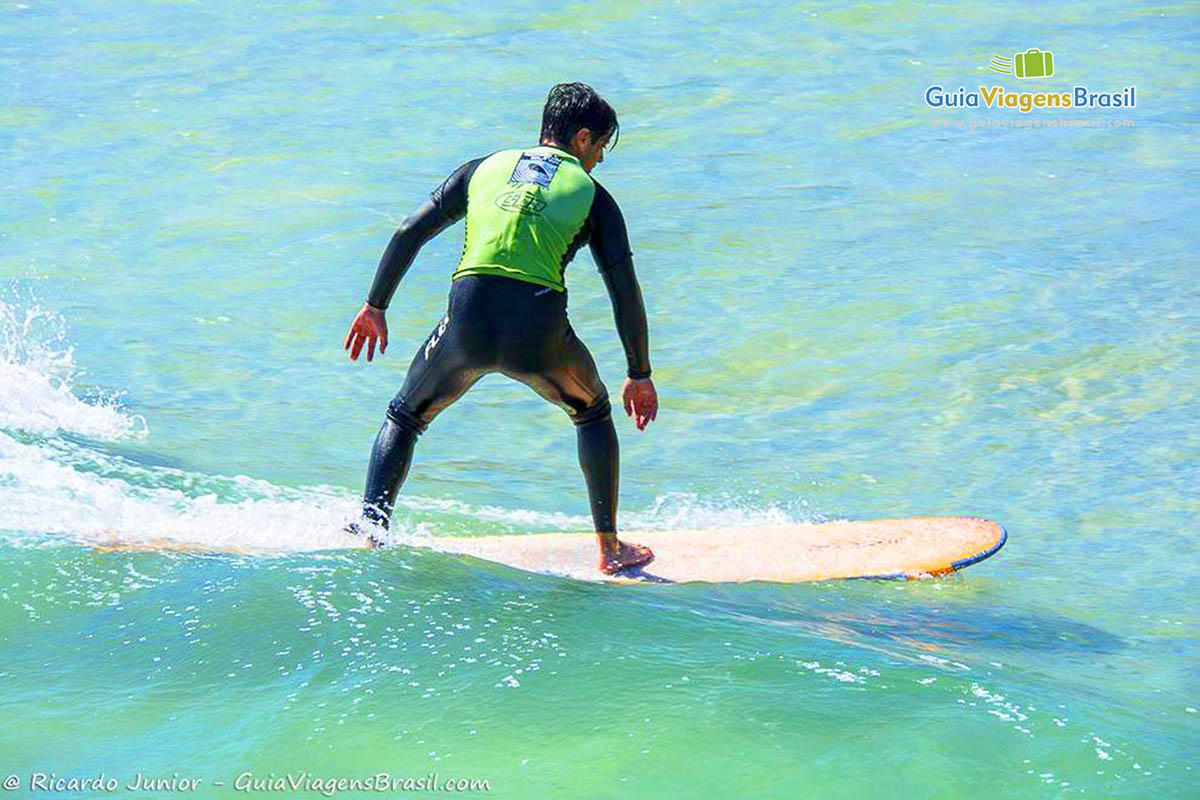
495, 190, 546, 216
510, 152, 561, 188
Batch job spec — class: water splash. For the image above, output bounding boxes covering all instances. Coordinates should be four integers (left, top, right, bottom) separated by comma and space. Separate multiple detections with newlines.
0, 292, 146, 440
0, 291, 366, 551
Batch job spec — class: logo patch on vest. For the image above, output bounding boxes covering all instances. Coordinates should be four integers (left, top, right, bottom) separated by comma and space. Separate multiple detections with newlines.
509, 152, 561, 188
495, 190, 546, 215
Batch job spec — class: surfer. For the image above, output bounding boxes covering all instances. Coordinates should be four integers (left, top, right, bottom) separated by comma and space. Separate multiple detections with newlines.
344, 82, 658, 575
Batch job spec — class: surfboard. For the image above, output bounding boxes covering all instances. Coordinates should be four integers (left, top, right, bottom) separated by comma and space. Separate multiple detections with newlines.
423, 516, 1007, 584
89, 516, 1006, 585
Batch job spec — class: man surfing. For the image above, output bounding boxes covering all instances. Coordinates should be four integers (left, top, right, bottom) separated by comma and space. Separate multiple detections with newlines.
343, 82, 658, 575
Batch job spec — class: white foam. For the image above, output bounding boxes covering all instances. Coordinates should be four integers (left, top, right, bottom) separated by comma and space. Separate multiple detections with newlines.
396, 490, 810, 535
635, 491, 815, 529
398, 494, 589, 530
0, 433, 370, 552
0, 293, 366, 552
0, 296, 146, 440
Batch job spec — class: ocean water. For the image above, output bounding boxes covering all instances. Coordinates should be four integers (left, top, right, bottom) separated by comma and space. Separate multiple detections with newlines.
1, 1, 1196, 797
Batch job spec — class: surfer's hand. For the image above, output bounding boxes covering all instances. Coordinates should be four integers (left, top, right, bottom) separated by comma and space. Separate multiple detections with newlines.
345, 303, 388, 362
622, 377, 657, 431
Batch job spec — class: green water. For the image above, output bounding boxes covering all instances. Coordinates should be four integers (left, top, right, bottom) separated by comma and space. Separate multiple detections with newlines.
1, 1, 1196, 797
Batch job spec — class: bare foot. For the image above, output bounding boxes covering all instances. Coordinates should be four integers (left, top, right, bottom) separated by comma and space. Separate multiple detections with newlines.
598, 539, 654, 575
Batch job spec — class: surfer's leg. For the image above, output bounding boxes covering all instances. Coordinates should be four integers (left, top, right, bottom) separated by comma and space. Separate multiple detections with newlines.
503, 323, 653, 574
360, 402, 423, 531
360, 285, 491, 534
503, 323, 618, 527
574, 401, 619, 533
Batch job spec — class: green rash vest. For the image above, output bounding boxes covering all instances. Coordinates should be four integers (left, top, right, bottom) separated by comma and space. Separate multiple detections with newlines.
365, 143, 653, 379
452, 145, 595, 292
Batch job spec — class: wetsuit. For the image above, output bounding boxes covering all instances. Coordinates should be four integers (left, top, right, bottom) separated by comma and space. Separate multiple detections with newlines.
361, 144, 652, 534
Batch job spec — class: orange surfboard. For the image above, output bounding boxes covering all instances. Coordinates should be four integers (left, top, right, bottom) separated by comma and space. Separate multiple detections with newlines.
93, 516, 1006, 585
421, 516, 1007, 584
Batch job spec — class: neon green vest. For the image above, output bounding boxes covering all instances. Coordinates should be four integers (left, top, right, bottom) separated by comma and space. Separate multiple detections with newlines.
451, 145, 596, 292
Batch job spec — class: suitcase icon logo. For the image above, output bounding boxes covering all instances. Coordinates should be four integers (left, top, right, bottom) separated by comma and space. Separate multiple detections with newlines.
989, 48, 1055, 79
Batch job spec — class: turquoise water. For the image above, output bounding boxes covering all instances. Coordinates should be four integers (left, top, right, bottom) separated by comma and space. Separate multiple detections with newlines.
2, 1, 1196, 797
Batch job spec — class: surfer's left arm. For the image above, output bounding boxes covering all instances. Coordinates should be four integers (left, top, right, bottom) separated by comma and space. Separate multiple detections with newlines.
588, 181, 657, 429
345, 157, 483, 361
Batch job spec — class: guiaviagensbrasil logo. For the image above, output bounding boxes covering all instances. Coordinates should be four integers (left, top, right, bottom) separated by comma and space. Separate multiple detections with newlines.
989, 48, 1054, 79
925, 48, 1136, 114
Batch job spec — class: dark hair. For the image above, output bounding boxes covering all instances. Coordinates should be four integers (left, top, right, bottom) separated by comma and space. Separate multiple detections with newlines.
539, 82, 620, 151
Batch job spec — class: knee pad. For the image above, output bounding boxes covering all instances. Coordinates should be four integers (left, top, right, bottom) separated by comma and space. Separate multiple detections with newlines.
386, 396, 429, 435
572, 395, 612, 427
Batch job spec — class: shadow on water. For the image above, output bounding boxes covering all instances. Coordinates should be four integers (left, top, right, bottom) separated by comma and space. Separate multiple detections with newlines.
676, 594, 1125, 666
819, 606, 1124, 654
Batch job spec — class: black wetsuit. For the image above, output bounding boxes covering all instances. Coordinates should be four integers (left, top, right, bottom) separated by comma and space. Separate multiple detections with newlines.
359, 144, 652, 534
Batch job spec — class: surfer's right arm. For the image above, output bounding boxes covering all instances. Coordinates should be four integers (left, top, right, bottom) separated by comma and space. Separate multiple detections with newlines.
345, 158, 483, 362
587, 181, 657, 429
